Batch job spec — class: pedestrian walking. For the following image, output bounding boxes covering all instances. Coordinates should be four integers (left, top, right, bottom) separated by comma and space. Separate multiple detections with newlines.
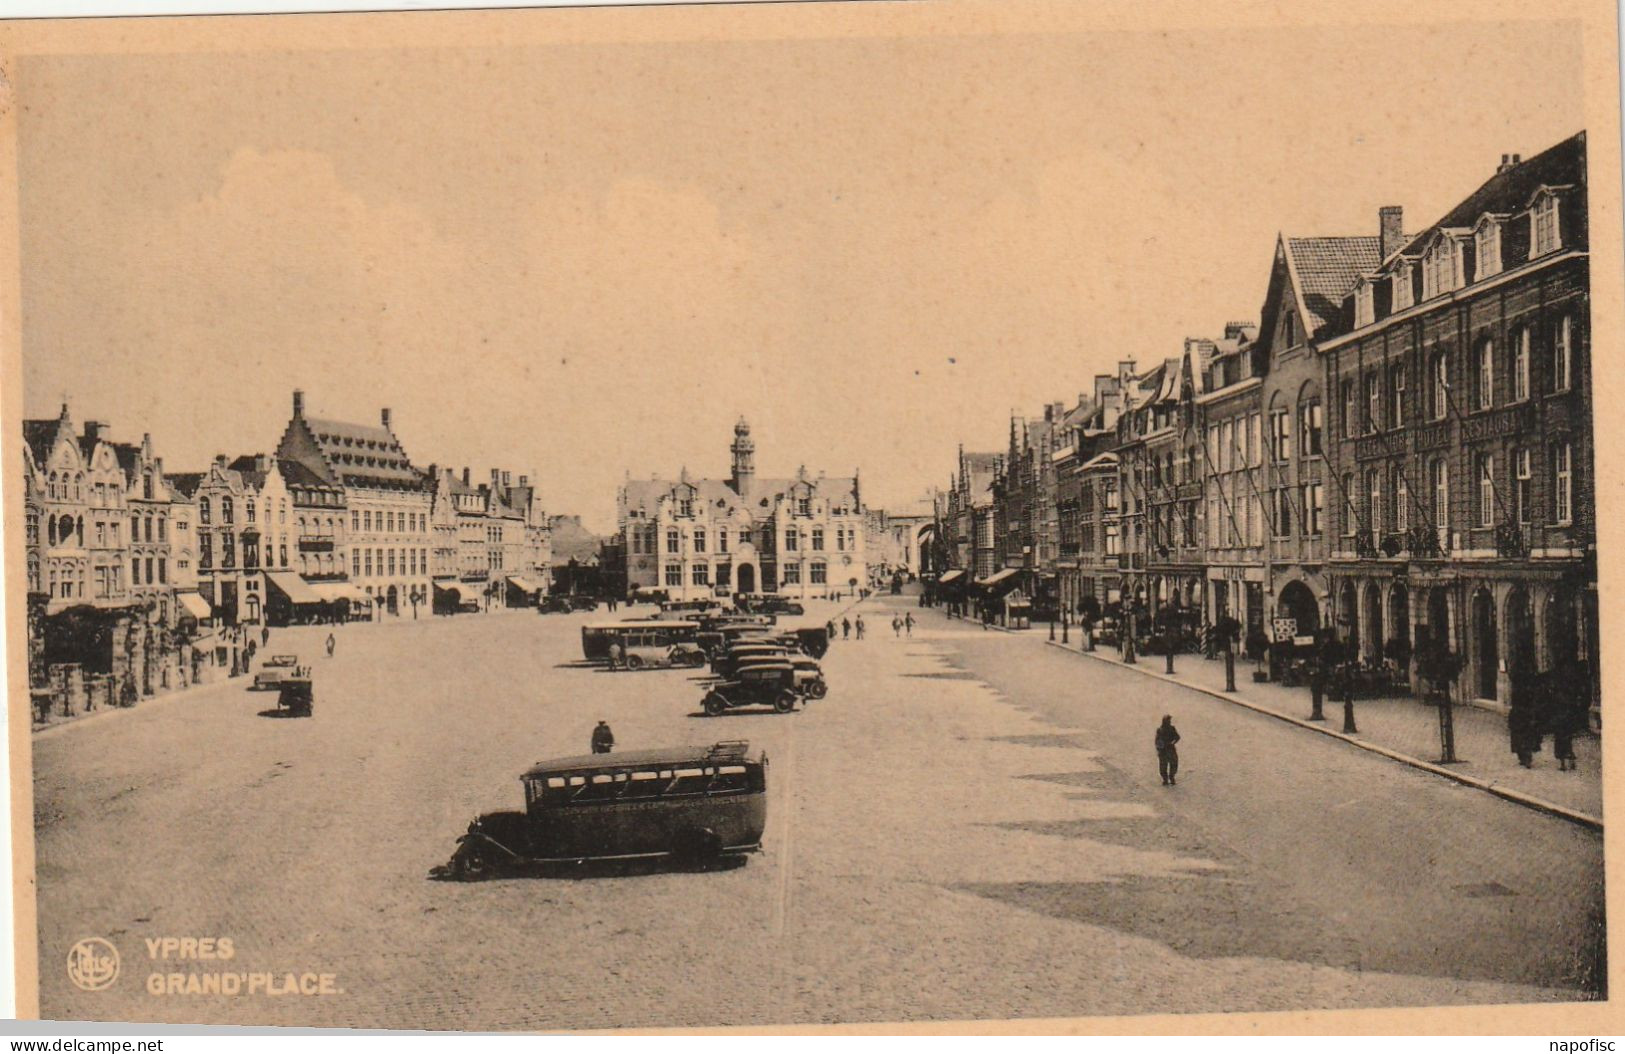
591, 720, 615, 754
855, 615, 866, 639
826, 619, 837, 642
325, 633, 336, 659
261, 626, 270, 647
607, 640, 624, 670
1155, 715, 1181, 785
842, 617, 851, 639
892, 615, 902, 637
904, 612, 915, 637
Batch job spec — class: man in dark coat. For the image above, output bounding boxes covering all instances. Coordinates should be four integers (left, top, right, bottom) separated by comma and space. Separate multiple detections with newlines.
1155, 715, 1181, 785
591, 721, 614, 755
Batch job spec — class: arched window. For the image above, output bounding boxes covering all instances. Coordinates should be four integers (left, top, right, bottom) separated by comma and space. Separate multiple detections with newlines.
221, 497, 234, 525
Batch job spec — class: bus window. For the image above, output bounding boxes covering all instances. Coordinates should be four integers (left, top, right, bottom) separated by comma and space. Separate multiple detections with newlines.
666, 767, 710, 795
710, 765, 750, 794
575, 773, 625, 801
624, 771, 661, 798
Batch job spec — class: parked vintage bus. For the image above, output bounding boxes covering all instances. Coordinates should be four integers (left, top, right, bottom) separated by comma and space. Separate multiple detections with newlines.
580, 620, 700, 662
445, 741, 768, 877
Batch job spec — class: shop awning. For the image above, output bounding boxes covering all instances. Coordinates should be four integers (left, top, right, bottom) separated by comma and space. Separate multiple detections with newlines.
937, 569, 964, 585
308, 581, 369, 604
435, 581, 471, 602
175, 591, 212, 620
506, 575, 540, 594
975, 568, 1020, 593
265, 571, 323, 606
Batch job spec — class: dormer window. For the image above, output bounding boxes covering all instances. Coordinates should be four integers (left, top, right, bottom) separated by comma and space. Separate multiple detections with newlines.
1422, 236, 1461, 300
1531, 190, 1562, 257
1393, 263, 1414, 311
1354, 282, 1375, 329
1475, 216, 1504, 280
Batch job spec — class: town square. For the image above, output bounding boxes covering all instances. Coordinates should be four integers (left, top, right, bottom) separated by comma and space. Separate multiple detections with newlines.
7, 5, 1610, 1033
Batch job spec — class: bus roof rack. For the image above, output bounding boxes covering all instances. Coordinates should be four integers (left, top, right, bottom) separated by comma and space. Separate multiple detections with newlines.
706, 741, 751, 762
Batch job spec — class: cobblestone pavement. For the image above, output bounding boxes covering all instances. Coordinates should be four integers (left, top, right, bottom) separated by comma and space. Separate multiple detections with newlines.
33, 597, 1601, 1029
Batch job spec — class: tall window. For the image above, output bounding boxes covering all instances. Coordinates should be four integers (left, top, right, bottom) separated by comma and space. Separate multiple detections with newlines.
1431, 351, 1450, 421
798, 496, 811, 516
1269, 409, 1291, 462
811, 561, 827, 585
199, 498, 211, 525
783, 563, 801, 584
1302, 481, 1324, 536
1553, 442, 1573, 524
1476, 454, 1496, 527
1476, 340, 1494, 410
666, 528, 679, 554
1272, 489, 1291, 537
1532, 193, 1561, 257
1299, 401, 1322, 457
1432, 458, 1450, 533
246, 500, 256, 524
1366, 469, 1382, 536
1342, 474, 1357, 536
1342, 379, 1358, 438
811, 527, 824, 551
664, 564, 682, 586
1365, 372, 1380, 433
1394, 470, 1409, 534
785, 530, 798, 551
692, 564, 709, 586
1247, 413, 1260, 467
1552, 315, 1573, 393
1511, 327, 1530, 402
693, 528, 706, 553
1514, 449, 1532, 524
1388, 363, 1406, 429
1219, 421, 1233, 473
718, 529, 729, 553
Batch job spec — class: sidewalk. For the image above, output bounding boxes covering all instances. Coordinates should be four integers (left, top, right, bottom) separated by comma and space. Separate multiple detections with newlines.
1033, 630, 1600, 828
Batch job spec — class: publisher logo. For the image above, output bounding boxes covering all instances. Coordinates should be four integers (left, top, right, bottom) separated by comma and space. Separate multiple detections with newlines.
67, 938, 119, 991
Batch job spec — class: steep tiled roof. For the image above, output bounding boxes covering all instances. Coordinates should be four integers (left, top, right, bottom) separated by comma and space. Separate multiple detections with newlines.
1285, 236, 1383, 334
1392, 132, 1586, 261
277, 457, 335, 491
165, 473, 204, 498
298, 416, 421, 489
23, 419, 64, 465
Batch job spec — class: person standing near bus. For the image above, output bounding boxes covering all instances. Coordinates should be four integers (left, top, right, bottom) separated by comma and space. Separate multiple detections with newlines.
591, 721, 615, 754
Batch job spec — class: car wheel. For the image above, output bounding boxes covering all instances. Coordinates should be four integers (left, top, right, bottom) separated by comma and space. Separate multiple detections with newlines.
454, 845, 493, 881
626, 655, 643, 670
809, 679, 827, 700
704, 692, 728, 716
774, 690, 797, 713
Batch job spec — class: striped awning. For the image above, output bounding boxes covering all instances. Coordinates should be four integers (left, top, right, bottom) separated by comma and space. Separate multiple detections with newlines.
265, 571, 322, 605
175, 591, 212, 619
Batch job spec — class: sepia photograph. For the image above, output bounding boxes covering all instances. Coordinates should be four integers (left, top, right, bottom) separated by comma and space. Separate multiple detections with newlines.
2, 0, 1621, 1034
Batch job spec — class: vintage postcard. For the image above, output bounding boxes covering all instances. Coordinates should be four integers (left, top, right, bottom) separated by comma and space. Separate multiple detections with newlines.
2, 0, 1623, 1034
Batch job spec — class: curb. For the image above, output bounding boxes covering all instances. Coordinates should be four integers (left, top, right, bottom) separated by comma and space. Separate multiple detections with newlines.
1041, 638, 1603, 833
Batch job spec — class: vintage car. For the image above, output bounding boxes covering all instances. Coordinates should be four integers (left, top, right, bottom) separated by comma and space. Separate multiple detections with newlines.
445, 741, 767, 878
538, 595, 577, 614
703, 663, 803, 715
711, 642, 791, 679
627, 587, 671, 605
276, 672, 313, 717
660, 598, 721, 616
736, 594, 806, 617
790, 657, 827, 699
253, 655, 302, 690
619, 641, 709, 670
694, 623, 775, 659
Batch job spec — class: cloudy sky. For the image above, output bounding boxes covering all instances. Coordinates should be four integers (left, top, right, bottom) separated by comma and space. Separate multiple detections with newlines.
18, 11, 1583, 533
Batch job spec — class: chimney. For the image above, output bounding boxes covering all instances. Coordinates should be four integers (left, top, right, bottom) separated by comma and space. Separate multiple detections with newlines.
214, 454, 228, 469
462, 467, 471, 485
380, 407, 392, 431
292, 390, 305, 418
153, 457, 164, 477
1496, 153, 1522, 175
1379, 206, 1405, 259
502, 471, 512, 488
519, 475, 529, 488
83, 421, 106, 441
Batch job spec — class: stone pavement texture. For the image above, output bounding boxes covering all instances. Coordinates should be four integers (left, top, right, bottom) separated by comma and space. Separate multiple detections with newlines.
31, 595, 1602, 1030
1027, 625, 1602, 824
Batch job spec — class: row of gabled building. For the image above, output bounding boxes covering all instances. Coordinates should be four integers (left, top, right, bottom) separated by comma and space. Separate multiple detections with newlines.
22, 389, 551, 701
932, 131, 1597, 719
